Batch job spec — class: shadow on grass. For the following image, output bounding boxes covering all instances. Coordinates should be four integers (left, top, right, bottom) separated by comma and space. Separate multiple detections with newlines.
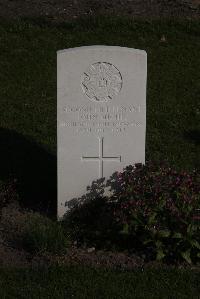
0, 128, 56, 217
183, 129, 200, 146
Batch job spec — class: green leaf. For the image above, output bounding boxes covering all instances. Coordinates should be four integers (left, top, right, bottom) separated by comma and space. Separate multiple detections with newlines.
181, 250, 192, 264
172, 232, 182, 239
120, 223, 129, 235
187, 224, 194, 234
143, 239, 152, 245
149, 228, 157, 236
155, 240, 163, 248
156, 249, 165, 261
148, 213, 157, 225
157, 196, 166, 208
158, 230, 170, 238
190, 240, 200, 250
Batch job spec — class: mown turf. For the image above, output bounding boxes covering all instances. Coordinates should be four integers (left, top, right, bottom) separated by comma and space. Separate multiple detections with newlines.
0, 265, 199, 299
0, 17, 199, 171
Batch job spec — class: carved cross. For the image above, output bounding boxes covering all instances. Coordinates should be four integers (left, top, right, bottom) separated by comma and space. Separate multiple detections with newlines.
81, 137, 121, 178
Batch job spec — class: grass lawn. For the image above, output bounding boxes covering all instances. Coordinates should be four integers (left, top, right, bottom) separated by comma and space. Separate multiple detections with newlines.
0, 265, 200, 299
0, 17, 199, 171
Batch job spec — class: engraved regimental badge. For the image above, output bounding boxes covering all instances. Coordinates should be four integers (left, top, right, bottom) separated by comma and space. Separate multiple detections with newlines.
82, 62, 123, 102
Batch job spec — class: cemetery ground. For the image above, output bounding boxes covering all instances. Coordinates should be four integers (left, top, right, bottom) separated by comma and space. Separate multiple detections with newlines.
0, 15, 200, 298
0, 0, 199, 22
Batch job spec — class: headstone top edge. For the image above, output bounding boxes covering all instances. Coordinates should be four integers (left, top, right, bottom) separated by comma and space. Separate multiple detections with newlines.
57, 45, 147, 56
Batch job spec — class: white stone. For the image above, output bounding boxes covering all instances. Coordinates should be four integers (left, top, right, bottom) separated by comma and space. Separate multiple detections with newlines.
57, 46, 147, 218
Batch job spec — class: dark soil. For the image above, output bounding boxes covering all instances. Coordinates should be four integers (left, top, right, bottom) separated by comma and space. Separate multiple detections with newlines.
0, 0, 199, 23
0, 203, 142, 270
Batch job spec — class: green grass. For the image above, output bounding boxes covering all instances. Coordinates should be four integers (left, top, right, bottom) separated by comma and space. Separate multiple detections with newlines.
0, 265, 199, 299
0, 16, 199, 171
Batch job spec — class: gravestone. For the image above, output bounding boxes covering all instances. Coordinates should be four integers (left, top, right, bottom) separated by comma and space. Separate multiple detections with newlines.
57, 46, 147, 218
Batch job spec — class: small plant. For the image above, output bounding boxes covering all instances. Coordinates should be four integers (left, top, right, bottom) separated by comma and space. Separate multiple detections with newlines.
64, 160, 200, 264
108, 161, 200, 264
22, 213, 70, 255
63, 178, 120, 249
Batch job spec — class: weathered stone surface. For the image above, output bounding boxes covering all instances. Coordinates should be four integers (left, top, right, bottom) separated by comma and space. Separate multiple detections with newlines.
57, 46, 147, 218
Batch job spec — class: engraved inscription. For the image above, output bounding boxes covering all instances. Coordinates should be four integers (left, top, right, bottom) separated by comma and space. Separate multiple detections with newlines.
81, 137, 121, 178
60, 104, 143, 134
82, 62, 122, 102
64, 105, 140, 113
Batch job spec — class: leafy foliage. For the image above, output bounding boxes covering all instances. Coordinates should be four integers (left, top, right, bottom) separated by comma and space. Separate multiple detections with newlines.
64, 160, 200, 264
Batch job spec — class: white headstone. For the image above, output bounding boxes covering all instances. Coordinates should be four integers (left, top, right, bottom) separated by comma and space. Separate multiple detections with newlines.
57, 46, 147, 218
